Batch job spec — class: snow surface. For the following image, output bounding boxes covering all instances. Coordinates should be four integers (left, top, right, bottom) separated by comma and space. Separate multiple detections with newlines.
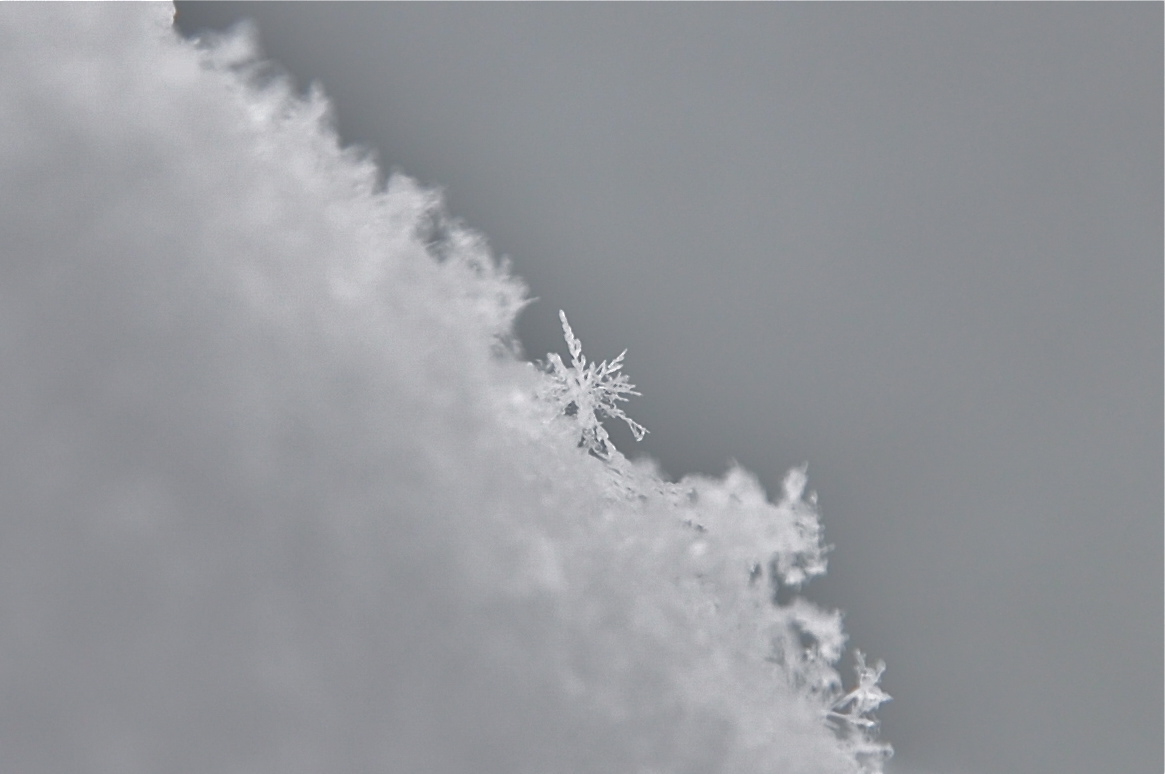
0, 5, 888, 772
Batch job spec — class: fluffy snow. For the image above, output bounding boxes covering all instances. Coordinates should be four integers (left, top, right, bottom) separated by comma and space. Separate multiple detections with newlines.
0, 4, 887, 772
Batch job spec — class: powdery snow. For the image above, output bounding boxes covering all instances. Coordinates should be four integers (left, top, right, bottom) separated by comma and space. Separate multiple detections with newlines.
0, 5, 888, 772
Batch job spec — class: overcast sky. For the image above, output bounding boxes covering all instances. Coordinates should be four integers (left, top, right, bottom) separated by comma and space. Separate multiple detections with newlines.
172, 6, 1163, 774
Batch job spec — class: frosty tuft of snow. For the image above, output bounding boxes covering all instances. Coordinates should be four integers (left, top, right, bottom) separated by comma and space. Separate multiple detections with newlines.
0, 4, 888, 772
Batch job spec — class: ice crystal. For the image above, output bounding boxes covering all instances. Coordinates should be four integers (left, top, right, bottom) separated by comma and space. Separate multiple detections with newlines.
542, 310, 647, 458
827, 652, 894, 770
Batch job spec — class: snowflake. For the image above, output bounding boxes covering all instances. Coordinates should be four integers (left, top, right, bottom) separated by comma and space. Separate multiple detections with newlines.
542, 310, 647, 459
826, 651, 893, 771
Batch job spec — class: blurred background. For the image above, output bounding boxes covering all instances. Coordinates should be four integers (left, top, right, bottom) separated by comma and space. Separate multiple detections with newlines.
173, 5, 1162, 774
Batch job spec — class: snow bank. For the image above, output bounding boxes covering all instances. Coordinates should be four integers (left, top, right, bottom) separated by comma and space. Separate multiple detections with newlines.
0, 5, 887, 772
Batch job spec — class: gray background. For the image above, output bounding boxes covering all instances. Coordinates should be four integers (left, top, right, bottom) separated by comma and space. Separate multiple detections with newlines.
174, 5, 1162, 774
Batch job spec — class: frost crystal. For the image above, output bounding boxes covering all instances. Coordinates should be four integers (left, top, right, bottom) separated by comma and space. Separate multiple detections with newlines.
827, 652, 894, 769
542, 310, 647, 458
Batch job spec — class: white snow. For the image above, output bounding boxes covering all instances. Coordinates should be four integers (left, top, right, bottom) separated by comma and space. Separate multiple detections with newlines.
0, 5, 888, 772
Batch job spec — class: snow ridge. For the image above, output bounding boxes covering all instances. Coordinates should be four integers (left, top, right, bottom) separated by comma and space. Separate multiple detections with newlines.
0, 5, 888, 772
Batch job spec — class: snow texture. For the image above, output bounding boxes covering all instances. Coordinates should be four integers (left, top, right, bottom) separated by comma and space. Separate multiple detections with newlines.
0, 4, 888, 772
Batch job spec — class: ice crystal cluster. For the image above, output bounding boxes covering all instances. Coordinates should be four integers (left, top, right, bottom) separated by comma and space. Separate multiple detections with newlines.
0, 4, 888, 772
